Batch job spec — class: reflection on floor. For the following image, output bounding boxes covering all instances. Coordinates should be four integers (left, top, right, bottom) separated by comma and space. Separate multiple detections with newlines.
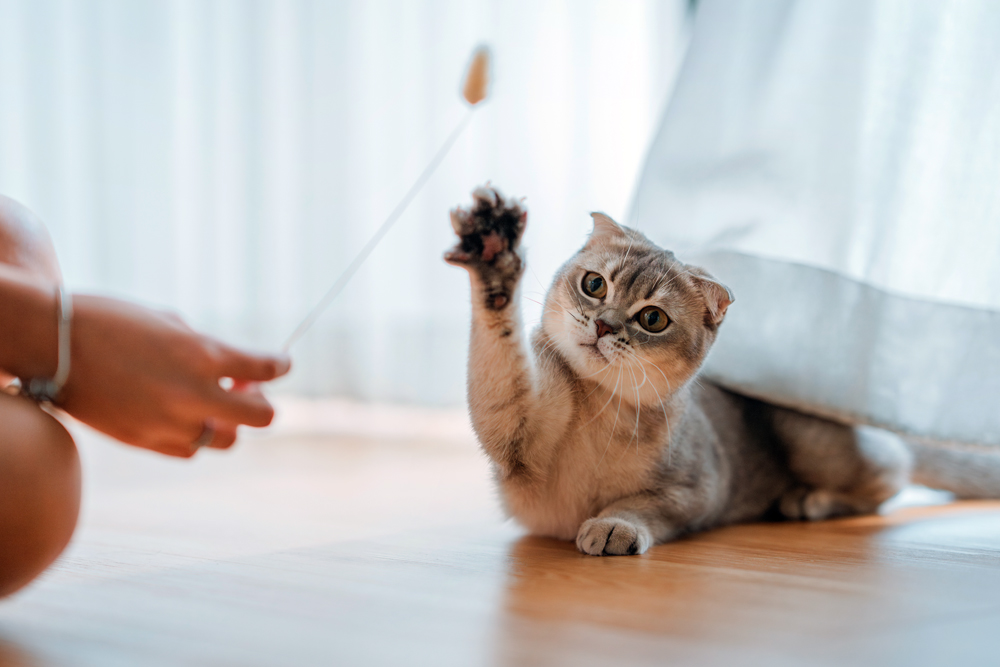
1, 398, 999, 666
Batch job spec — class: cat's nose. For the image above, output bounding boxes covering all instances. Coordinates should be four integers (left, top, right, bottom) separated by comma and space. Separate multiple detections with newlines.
595, 319, 616, 338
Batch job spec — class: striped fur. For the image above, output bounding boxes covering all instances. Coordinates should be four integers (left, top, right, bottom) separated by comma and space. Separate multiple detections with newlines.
447, 186, 946, 556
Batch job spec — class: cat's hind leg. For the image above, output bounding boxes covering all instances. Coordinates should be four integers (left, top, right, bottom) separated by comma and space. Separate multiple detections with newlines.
771, 408, 912, 521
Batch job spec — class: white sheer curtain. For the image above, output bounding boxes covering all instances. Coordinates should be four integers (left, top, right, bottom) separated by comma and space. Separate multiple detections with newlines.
0, 0, 689, 404
633, 0, 1000, 446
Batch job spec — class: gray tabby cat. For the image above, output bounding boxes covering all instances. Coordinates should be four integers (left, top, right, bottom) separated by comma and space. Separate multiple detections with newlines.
445, 185, 1000, 556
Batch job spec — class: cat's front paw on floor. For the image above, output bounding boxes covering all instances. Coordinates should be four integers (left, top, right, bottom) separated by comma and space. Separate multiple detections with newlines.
576, 517, 651, 556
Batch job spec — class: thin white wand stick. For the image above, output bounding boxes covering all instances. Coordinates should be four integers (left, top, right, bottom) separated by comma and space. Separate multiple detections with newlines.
283, 108, 475, 352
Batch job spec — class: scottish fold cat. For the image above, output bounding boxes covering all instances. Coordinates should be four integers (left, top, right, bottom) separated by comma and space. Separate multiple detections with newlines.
446, 185, 1000, 556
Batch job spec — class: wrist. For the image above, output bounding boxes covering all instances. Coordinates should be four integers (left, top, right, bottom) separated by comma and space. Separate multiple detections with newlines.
0, 266, 59, 380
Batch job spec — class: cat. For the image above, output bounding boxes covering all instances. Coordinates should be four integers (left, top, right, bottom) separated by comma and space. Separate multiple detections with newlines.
445, 184, 1000, 556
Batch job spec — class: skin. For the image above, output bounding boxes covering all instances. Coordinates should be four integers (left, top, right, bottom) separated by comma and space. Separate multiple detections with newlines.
0, 195, 290, 596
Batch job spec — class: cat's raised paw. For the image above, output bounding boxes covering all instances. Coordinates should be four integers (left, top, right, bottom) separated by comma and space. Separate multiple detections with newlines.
576, 517, 651, 556
445, 185, 526, 267
445, 185, 527, 310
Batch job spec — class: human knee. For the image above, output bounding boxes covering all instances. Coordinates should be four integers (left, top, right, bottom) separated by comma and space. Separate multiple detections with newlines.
0, 394, 81, 598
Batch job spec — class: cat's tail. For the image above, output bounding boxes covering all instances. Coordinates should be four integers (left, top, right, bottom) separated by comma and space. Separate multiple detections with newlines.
907, 437, 1000, 499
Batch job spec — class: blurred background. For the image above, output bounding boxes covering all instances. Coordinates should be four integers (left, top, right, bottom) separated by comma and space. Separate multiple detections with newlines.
4, 0, 999, 445
0, 0, 690, 404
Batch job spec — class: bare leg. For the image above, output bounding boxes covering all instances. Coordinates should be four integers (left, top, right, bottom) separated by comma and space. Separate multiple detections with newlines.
0, 196, 80, 597
771, 407, 911, 520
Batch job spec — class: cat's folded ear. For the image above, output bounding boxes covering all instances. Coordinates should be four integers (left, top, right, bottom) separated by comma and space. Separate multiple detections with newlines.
688, 267, 734, 327
588, 212, 628, 245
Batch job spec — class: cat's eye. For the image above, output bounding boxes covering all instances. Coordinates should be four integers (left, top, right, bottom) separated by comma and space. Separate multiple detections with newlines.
582, 272, 607, 299
637, 306, 669, 333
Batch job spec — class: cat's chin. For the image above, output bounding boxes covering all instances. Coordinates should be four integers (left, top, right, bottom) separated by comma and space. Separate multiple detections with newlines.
579, 342, 607, 362
555, 339, 610, 379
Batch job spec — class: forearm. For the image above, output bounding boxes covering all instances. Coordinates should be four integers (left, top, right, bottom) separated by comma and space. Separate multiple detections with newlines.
0, 265, 58, 381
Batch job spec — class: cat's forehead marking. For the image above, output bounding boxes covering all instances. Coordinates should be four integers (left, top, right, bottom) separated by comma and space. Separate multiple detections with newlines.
601, 246, 683, 302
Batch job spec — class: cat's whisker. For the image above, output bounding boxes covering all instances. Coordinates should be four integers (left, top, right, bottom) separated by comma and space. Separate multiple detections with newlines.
533, 334, 565, 364
528, 265, 547, 292
635, 366, 647, 456
534, 305, 567, 319
524, 298, 562, 314
659, 262, 698, 292
618, 347, 673, 459
581, 368, 614, 401
629, 358, 645, 450
610, 227, 638, 282
576, 360, 617, 381
585, 362, 623, 427
620, 357, 648, 457
622, 349, 650, 392
614, 359, 642, 461
522, 296, 563, 316
592, 363, 626, 471
621, 346, 671, 397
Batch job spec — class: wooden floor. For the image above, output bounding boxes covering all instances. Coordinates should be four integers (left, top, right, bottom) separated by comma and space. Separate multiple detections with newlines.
2, 399, 1000, 667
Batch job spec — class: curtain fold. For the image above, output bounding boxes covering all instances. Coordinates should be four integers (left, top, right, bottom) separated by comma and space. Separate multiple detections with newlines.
632, 0, 1000, 445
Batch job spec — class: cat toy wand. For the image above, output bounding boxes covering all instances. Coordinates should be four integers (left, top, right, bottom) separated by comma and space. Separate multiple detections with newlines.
282, 46, 492, 352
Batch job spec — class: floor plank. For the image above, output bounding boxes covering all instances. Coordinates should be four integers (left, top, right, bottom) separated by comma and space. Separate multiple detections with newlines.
1, 402, 999, 666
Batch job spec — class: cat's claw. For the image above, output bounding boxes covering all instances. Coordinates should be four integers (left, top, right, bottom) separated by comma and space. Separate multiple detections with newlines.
576, 517, 651, 556
445, 185, 526, 267
445, 185, 527, 311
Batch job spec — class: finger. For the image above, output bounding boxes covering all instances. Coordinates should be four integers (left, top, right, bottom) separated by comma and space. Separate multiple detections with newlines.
186, 418, 236, 450
205, 384, 276, 428
206, 420, 238, 450
142, 439, 199, 459
215, 345, 291, 382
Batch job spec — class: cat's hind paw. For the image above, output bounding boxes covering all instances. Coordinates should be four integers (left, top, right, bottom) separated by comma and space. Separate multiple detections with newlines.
576, 517, 651, 556
779, 487, 856, 521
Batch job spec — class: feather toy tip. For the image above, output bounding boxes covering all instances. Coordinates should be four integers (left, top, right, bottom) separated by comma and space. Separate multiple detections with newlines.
462, 46, 491, 106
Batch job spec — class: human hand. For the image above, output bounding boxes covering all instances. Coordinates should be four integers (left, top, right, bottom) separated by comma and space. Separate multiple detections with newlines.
59, 295, 290, 457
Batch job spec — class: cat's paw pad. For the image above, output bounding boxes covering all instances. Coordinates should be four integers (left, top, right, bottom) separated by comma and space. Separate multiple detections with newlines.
779, 488, 844, 521
445, 185, 526, 268
576, 517, 651, 556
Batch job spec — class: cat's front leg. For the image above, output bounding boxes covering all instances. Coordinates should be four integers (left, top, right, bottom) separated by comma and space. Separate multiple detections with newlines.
576, 494, 682, 556
446, 186, 539, 481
